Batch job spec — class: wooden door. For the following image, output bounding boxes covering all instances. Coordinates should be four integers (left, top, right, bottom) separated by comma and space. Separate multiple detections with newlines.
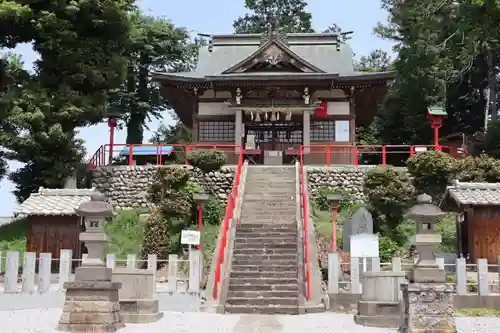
471, 219, 500, 264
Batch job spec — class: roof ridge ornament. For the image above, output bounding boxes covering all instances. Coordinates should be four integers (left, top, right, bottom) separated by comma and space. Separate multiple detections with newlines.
261, 13, 288, 45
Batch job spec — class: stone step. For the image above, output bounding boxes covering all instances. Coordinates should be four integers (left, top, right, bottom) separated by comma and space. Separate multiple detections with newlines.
354, 314, 401, 328
233, 253, 297, 261
239, 218, 296, 224
224, 304, 299, 315
228, 282, 299, 291
234, 242, 297, 249
232, 248, 297, 255
227, 290, 299, 299
243, 195, 296, 201
232, 258, 298, 266
230, 271, 298, 279
241, 209, 296, 216
234, 237, 297, 244
241, 202, 296, 209
237, 223, 297, 231
234, 231, 297, 237
231, 264, 297, 273
226, 297, 299, 306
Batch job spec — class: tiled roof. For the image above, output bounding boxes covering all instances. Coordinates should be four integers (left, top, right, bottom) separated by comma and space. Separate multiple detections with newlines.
14, 188, 99, 216
444, 181, 500, 206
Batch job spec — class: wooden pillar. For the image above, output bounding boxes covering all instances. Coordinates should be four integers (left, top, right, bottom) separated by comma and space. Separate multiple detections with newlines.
349, 88, 356, 144
303, 111, 310, 153
235, 109, 242, 152
192, 100, 199, 143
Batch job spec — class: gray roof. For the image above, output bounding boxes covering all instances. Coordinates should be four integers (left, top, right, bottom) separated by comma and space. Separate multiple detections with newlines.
443, 181, 500, 206
154, 33, 392, 81
15, 188, 99, 216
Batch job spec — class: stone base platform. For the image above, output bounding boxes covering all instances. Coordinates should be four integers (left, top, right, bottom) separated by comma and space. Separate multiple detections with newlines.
57, 281, 124, 333
328, 293, 361, 313
120, 299, 164, 323
354, 300, 401, 328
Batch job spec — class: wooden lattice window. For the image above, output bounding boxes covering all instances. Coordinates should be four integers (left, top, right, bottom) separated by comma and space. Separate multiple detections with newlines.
198, 121, 235, 142
311, 120, 335, 141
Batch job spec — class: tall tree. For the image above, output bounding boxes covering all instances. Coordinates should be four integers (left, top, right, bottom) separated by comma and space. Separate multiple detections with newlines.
355, 49, 392, 72
0, 0, 133, 201
114, 11, 200, 144
233, 0, 314, 34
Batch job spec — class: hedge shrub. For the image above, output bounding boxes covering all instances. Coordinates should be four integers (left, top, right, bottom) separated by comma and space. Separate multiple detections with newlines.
363, 166, 414, 242
186, 150, 226, 172
407, 150, 457, 201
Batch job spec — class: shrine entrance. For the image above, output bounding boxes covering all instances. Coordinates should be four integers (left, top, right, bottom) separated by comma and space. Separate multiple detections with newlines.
244, 118, 303, 164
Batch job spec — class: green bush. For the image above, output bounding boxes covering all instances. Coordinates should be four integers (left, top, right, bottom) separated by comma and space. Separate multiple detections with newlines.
446, 275, 477, 293
406, 150, 457, 201
456, 154, 500, 183
143, 168, 193, 260
378, 235, 400, 262
105, 209, 146, 259
363, 166, 414, 242
186, 150, 226, 172
312, 187, 353, 212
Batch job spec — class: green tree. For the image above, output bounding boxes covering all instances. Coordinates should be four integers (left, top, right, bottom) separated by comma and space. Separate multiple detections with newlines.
233, 0, 314, 34
113, 11, 200, 144
0, 0, 133, 201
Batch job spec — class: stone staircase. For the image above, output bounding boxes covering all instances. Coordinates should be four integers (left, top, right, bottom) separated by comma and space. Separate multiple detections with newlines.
224, 166, 301, 315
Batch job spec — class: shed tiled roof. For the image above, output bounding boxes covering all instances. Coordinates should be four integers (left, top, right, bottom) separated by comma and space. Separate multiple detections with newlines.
444, 181, 500, 206
14, 188, 99, 216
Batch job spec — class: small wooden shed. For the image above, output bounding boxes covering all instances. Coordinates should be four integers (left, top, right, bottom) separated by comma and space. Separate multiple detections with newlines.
14, 188, 98, 261
440, 181, 500, 264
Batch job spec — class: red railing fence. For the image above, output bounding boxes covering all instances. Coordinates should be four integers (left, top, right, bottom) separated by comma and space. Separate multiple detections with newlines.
299, 148, 311, 301
212, 146, 244, 300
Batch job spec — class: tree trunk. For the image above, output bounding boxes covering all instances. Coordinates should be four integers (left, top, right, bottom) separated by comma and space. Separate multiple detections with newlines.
487, 50, 497, 122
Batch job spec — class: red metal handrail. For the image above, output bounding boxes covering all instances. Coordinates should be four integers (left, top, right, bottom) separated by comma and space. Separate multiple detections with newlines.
299, 145, 311, 300
299, 144, 455, 167
88, 143, 244, 169
213, 145, 244, 299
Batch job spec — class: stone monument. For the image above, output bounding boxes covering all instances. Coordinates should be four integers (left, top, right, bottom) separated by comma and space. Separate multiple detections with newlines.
342, 206, 373, 252
112, 268, 163, 323
399, 194, 456, 333
58, 193, 124, 332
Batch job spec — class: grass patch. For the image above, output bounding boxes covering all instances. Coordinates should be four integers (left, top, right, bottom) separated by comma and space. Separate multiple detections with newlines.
0, 218, 28, 253
455, 308, 500, 317
105, 209, 148, 260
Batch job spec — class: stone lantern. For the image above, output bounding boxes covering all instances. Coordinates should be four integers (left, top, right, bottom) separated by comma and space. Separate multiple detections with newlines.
76, 193, 113, 276
405, 193, 447, 283
58, 193, 124, 332
399, 193, 456, 333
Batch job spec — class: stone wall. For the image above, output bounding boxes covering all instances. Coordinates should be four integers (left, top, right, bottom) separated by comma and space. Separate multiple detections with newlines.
91, 165, 235, 210
306, 167, 369, 202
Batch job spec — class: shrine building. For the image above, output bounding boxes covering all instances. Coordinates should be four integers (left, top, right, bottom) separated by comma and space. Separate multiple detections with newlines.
153, 26, 395, 165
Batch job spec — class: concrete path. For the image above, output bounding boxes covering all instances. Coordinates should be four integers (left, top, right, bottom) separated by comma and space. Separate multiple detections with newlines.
1, 309, 499, 333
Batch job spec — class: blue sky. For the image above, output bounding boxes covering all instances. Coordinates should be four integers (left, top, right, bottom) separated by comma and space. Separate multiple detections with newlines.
0, 0, 395, 216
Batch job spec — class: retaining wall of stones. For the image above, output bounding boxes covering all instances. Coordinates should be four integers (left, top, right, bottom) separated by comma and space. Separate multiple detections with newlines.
92, 165, 410, 209
91, 165, 235, 210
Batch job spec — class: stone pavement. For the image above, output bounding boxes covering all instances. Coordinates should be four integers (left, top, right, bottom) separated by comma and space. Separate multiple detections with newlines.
2, 309, 499, 333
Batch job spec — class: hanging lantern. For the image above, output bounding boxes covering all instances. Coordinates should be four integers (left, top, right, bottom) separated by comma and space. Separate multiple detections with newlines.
255, 112, 261, 122
286, 112, 292, 121
264, 112, 268, 120
276, 112, 280, 121
250, 111, 254, 121
271, 112, 276, 122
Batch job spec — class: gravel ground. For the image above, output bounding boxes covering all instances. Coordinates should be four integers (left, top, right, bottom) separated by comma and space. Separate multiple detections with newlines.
1, 309, 499, 333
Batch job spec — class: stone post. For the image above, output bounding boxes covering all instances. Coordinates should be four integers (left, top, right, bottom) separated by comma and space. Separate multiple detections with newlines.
399, 194, 456, 333
58, 193, 124, 332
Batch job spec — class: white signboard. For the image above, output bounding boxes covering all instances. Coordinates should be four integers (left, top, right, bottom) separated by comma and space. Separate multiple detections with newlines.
414, 146, 428, 152
181, 230, 201, 245
350, 234, 379, 258
335, 120, 350, 142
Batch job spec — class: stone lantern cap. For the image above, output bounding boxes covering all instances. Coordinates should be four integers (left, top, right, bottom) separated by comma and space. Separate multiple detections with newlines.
75, 193, 113, 218
406, 194, 447, 221
326, 193, 342, 203
194, 193, 209, 205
